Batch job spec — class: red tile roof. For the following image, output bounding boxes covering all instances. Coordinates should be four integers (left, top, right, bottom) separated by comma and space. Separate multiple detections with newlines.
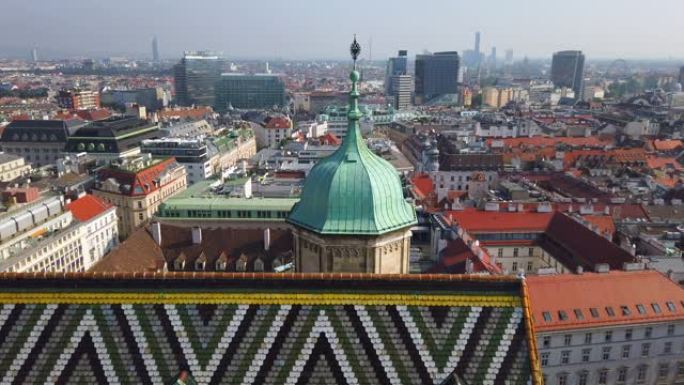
411, 173, 434, 199
655, 175, 683, 188
646, 156, 683, 171
540, 212, 635, 270
75, 108, 111, 121
265, 116, 293, 129
10, 114, 31, 122
157, 107, 213, 121
319, 132, 341, 145
450, 201, 649, 221
651, 139, 683, 152
446, 208, 554, 233
582, 215, 616, 237
97, 158, 182, 196
89, 227, 165, 273
446, 209, 635, 271
489, 136, 613, 149
562, 148, 646, 169
52, 111, 83, 121
66, 194, 113, 222
527, 271, 684, 331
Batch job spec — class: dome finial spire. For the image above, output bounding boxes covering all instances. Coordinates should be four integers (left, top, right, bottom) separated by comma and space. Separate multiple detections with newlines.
350, 35, 361, 70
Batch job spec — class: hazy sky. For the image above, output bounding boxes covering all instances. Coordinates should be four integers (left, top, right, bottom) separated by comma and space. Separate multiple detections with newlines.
2, 0, 683, 60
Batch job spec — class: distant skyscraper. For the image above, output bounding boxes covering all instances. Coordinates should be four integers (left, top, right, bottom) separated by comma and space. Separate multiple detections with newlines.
414, 51, 460, 104
31, 47, 38, 63
474, 32, 481, 56
679, 66, 684, 87
490, 47, 497, 69
551, 50, 585, 100
391, 74, 413, 109
505, 49, 514, 65
173, 51, 224, 107
384, 50, 408, 95
152, 36, 159, 62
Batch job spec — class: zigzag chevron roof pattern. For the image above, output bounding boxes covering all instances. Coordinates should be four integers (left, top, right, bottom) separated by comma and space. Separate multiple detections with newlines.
0, 273, 541, 385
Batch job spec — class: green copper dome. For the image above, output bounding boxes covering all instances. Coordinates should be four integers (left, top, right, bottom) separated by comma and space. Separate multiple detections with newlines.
288, 39, 416, 235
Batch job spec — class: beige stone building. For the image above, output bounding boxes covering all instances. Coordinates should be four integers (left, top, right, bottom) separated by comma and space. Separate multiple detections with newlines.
92, 156, 187, 239
0, 153, 31, 182
293, 227, 412, 274
212, 132, 257, 172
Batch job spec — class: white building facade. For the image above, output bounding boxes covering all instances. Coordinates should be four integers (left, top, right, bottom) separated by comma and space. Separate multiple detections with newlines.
528, 272, 684, 385
0, 195, 118, 273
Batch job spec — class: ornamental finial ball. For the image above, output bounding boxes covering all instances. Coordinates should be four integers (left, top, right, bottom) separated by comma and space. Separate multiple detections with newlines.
350, 35, 361, 61
350, 70, 360, 82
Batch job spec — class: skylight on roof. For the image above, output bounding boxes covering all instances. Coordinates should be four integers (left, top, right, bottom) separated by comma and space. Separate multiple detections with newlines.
621, 305, 631, 316
636, 304, 646, 314
667, 302, 676, 312
542, 312, 552, 322
605, 307, 615, 317
574, 309, 584, 320
590, 308, 599, 318
558, 310, 568, 321
652, 303, 662, 314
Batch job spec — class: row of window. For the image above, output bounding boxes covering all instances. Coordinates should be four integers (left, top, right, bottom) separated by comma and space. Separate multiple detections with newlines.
497, 247, 535, 257
437, 174, 494, 182
542, 326, 676, 348
542, 301, 681, 323
552, 362, 684, 385
164, 209, 289, 219
542, 341, 674, 366
496, 261, 535, 273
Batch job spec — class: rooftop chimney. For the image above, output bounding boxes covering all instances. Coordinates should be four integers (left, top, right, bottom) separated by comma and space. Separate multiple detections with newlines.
244, 177, 252, 199
264, 228, 271, 251
192, 227, 202, 244
151, 222, 162, 246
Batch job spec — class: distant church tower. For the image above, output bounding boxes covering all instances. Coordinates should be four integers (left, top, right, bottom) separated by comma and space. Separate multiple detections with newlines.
287, 37, 417, 274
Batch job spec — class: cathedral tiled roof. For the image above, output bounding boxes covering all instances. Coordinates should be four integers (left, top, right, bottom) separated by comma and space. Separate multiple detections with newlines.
0, 273, 540, 385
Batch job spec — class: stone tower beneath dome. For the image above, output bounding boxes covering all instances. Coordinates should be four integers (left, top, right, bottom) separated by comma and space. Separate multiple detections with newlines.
287, 37, 417, 273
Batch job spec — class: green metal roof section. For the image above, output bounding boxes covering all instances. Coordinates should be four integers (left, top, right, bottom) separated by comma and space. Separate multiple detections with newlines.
157, 180, 297, 218
287, 38, 416, 235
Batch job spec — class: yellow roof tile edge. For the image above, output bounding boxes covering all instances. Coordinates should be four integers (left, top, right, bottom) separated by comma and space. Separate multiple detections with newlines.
522, 279, 544, 385
0, 292, 522, 307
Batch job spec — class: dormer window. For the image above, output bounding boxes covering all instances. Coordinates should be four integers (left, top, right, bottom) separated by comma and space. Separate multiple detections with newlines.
254, 258, 264, 272
236, 255, 248, 272
174, 259, 185, 270
174, 253, 187, 271
194, 252, 207, 271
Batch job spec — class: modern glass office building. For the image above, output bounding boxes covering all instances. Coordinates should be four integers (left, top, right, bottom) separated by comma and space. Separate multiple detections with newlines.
414, 51, 460, 104
214, 73, 286, 111
551, 50, 585, 100
384, 50, 408, 95
173, 51, 224, 107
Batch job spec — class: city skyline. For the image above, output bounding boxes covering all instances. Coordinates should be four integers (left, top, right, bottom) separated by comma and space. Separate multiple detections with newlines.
2, 0, 684, 61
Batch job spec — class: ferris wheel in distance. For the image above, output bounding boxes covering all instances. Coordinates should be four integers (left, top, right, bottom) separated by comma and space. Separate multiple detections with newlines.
606, 59, 630, 79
